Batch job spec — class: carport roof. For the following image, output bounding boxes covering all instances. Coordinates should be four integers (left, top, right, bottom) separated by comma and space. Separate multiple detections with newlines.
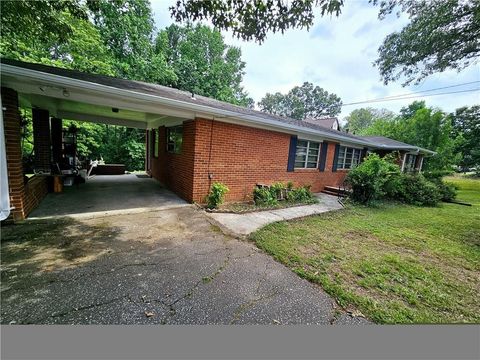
1, 58, 435, 154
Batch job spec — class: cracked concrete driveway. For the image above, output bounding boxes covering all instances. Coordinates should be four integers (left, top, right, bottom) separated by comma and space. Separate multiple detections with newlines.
1, 207, 369, 325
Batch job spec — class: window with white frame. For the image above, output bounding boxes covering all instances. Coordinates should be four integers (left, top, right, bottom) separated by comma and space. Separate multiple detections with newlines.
166, 126, 183, 154
337, 146, 362, 169
403, 154, 417, 172
294, 140, 321, 168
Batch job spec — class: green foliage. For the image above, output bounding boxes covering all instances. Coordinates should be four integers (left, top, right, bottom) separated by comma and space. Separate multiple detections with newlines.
286, 185, 315, 203
374, 0, 480, 85
258, 82, 342, 119
170, 0, 343, 43
394, 174, 442, 207
451, 105, 480, 172
253, 187, 278, 207
361, 102, 459, 171
254, 183, 315, 206
346, 154, 454, 206
345, 154, 401, 204
156, 24, 252, 106
344, 107, 395, 134
206, 182, 229, 209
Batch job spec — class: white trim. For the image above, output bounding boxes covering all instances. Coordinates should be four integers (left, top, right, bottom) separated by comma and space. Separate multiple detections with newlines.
1, 64, 437, 155
401, 153, 407, 172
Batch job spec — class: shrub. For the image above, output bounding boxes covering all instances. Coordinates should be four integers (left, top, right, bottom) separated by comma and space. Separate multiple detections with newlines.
345, 154, 401, 204
436, 181, 458, 202
286, 185, 315, 203
395, 174, 442, 206
253, 187, 278, 206
206, 182, 229, 209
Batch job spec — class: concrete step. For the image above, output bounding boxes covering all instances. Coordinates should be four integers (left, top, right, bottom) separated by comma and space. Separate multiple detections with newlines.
321, 190, 348, 197
324, 186, 351, 195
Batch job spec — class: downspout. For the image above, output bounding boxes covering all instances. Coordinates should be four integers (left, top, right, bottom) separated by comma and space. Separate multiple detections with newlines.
0, 96, 11, 220
207, 118, 215, 192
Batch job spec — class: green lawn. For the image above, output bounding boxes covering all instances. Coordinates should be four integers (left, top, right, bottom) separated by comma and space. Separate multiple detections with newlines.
251, 177, 480, 324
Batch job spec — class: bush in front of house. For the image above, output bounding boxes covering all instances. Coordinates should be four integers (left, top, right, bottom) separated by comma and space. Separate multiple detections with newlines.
206, 182, 229, 209
345, 153, 401, 204
286, 185, 315, 203
346, 154, 456, 206
253, 183, 316, 206
253, 186, 278, 206
394, 173, 443, 206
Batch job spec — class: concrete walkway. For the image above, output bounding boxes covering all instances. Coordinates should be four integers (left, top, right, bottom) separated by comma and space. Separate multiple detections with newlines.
207, 193, 343, 236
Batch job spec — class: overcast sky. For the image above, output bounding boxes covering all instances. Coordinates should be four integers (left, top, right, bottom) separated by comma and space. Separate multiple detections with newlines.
151, 0, 479, 120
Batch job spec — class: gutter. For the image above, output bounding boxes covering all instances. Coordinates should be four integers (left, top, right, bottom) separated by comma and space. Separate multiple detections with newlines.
1, 64, 436, 154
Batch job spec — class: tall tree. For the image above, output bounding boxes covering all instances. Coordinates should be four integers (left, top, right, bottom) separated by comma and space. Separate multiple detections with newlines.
344, 107, 395, 134
155, 24, 253, 106
89, 0, 175, 84
451, 105, 480, 172
362, 102, 459, 170
170, 0, 344, 43
374, 0, 480, 85
258, 82, 342, 119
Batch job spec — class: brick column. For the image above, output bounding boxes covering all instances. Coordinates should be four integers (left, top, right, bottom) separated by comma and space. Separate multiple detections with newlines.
32, 108, 51, 174
50, 117, 62, 166
1, 87, 26, 221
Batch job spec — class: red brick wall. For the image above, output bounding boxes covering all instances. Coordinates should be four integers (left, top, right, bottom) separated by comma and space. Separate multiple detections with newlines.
150, 121, 196, 201
191, 118, 347, 203
23, 175, 48, 217
2, 87, 27, 221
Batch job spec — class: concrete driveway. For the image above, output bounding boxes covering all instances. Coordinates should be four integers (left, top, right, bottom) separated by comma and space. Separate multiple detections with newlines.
1, 207, 369, 325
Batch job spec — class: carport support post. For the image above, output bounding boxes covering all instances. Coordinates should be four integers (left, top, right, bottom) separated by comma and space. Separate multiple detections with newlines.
51, 117, 62, 166
1, 87, 26, 221
32, 108, 51, 174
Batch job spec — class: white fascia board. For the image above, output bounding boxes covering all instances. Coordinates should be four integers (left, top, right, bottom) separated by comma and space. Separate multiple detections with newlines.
1, 64, 374, 146
1, 64, 438, 154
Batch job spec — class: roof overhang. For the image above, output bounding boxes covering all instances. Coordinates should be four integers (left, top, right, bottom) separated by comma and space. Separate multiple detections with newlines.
0, 63, 436, 154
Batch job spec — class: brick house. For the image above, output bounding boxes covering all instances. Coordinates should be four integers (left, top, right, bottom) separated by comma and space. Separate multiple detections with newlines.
1, 59, 434, 220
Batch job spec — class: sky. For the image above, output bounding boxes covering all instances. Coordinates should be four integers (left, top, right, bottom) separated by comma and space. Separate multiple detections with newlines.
150, 0, 480, 121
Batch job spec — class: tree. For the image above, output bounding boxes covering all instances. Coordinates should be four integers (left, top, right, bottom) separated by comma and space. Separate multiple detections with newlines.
89, 0, 176, 84
155, 24, 253, 106
374, 0, 480, 85
451, 105, 480, 172
344, 107, 395, 134
170, 0, 344, 43
258, 82, 342, 119
362, 102, 459, 170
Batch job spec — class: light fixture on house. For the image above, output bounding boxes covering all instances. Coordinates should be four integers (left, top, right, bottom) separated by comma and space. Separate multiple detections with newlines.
112, 107, 119, 113
62, 89, 70, 98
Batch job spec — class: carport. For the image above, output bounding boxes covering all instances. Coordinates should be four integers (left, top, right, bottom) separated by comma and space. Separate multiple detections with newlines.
27, 174, 188, 219
1, 59, 195, 221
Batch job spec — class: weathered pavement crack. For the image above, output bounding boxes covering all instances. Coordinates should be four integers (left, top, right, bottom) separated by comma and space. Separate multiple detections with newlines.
229, 291, 280, 325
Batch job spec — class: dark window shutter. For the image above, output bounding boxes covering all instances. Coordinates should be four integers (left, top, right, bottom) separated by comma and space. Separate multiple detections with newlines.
318, 141, 329, 171
332, 144, 341, 172
287, 135, 298, 172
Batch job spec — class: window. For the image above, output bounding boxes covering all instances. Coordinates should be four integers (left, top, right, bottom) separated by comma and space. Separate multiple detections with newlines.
403, 154, 417, 172
166, 126, 183, 154
152, 130, 159, 158
337, 146, 362, 169
294, 140, 321, 168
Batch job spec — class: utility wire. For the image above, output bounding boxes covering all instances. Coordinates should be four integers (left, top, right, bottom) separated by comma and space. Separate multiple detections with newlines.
342, 87, 479, 106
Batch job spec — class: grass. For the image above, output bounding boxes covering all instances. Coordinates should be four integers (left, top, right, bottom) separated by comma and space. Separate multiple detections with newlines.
251, 177, 480, 324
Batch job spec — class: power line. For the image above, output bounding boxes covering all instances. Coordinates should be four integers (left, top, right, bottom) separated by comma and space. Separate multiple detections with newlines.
367, 81, 480, 101
342, 87, 479, 106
